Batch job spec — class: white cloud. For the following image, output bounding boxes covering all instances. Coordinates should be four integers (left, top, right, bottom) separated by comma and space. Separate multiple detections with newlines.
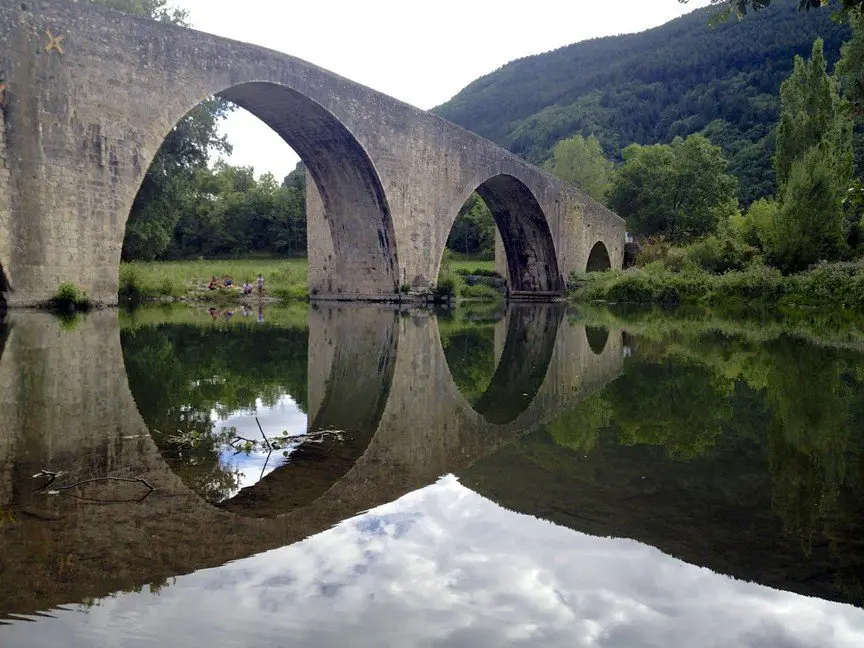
4, 475, 863, 647
166, 0, 712, 178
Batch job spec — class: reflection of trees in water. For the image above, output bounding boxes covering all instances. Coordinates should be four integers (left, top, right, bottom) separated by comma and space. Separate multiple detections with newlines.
121, 324, 308, 503
439, 320, 497, 407
537, 326, 864, 598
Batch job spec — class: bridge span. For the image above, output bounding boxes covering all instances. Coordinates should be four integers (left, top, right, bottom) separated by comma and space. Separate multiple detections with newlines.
0, 0, 624, 306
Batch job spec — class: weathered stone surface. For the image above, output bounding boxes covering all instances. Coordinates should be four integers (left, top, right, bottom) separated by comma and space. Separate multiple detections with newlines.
0, 0, 625, 306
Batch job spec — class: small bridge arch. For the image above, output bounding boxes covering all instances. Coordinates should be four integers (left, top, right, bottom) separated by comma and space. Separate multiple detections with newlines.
586, 241, 612, 272
437, 173, 566, 295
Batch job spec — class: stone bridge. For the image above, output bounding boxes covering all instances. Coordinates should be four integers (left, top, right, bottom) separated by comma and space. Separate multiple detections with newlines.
0, 0, 624, 306
0, 304, 624, 616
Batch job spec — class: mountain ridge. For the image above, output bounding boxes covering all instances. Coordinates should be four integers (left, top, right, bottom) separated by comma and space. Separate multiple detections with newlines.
433, 0, 851, 203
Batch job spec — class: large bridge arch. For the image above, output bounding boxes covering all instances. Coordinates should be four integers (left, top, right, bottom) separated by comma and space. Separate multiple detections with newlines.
132, 82, 399, 298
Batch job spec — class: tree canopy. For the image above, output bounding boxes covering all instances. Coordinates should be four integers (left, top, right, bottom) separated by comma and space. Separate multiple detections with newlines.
681, 0, 864, 21
543, 134, 613, 203
609, 134, 739, 242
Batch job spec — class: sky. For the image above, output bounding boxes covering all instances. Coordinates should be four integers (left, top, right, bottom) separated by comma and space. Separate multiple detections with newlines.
171, 0, 712, 180
4, 475, 863, 647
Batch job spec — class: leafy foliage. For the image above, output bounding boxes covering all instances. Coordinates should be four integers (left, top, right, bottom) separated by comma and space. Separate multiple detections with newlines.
49, 282, 92, 311
543, 134, 613, 203
769, 147, 847, 271
446, 193, 495, 257
608, 134, 739, 242
87, 0, 189, 24
774, 39, 853, 190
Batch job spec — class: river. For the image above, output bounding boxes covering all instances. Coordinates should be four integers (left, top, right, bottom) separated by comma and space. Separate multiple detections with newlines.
0, 302, 862, 647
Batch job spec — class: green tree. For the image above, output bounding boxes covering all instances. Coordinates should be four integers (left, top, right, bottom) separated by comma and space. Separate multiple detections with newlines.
609, 134, 738, 242
836, 10, 864, 118
447, 193, 496, 257
767, 146, 846, 271
87, 0, 189, 23
91, 0, 236, 260
775, 39, 853, 190
680, 0, 863, 21
766, 38, 851, 271
543, 134, 613, 203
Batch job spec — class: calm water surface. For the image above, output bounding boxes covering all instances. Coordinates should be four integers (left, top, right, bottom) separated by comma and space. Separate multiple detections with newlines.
1, 303, 863, 647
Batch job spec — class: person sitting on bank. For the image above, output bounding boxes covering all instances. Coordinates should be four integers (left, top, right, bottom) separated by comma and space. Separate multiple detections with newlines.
224, 276, 234, 288
242, 281, 253, 296
208, 275, 219, 290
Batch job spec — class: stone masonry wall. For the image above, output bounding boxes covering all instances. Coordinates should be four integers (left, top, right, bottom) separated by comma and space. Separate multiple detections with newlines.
0, 101, 11, 297
0, 0, 625, 305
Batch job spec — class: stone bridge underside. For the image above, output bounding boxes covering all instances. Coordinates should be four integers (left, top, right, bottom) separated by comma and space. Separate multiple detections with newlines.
0, 0, 625, 306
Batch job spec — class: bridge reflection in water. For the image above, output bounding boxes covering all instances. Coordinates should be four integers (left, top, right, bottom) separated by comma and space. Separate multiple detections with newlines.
0, 304, 622, 617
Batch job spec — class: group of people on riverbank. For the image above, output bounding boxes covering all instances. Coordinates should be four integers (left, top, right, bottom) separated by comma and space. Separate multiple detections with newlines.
208, 273, 266, 297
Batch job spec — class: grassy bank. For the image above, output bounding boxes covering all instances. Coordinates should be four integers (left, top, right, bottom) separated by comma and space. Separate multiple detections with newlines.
571, 260, 864, 311
120, 257, 500, 304
120, 259, 309, 302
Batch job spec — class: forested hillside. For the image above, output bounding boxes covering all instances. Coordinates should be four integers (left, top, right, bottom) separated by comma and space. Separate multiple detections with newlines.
434, 0, 849, 204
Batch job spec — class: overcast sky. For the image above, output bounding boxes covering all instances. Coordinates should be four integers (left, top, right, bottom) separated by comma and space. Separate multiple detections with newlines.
172, 0, 711, 179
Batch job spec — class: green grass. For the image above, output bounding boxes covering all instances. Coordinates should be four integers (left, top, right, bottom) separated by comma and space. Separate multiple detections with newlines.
571, 259, 864, 311
448, 259, 497, 275
120, 256, 500, 304
120, 259, 308, 302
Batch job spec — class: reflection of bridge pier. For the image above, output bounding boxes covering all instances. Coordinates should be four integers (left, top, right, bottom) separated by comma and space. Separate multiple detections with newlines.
0, 305, 623, 618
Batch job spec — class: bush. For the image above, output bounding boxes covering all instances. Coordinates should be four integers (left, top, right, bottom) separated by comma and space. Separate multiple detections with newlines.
50, 282, 91, 311
432, 276, 457, 303
270, 285, 309, 301
399, 283, 411, 294
119, 265, 144, 300
683, 235, 759, 274
635, 238, 672, 267
460, 283, 502, 301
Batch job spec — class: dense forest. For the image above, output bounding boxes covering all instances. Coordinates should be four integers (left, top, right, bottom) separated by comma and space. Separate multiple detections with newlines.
434, 0, 849, 205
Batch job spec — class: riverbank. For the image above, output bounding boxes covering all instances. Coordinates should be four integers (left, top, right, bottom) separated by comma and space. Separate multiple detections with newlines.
570, 260, 864, 311
118, 257, 500, 304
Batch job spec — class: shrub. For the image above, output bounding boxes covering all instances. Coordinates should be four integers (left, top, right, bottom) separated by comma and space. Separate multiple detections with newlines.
399, 283, 411, 294
158, 276, 176, 296
460, 283, 502, 301
119, 265, 144, 300
271, 285, 309, 301
635, 238, 672, 267
432, 276, 457, 303
50, 282, 91, 311
683, 234, 759, 274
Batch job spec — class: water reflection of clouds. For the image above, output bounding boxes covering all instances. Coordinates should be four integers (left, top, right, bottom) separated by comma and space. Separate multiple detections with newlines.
215, 394, 307, 494
5, 476, 863, 647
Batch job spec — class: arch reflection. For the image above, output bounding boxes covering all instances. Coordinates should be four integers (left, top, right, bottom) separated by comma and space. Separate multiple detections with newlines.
0, 305, 623, 618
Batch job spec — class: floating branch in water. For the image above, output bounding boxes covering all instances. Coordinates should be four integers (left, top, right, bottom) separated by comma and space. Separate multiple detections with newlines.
33, 470, 156, 503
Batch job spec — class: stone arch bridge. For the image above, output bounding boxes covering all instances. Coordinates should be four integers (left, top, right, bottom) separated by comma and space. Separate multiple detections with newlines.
0, 304, 624, 616
0, 0, 624, 306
